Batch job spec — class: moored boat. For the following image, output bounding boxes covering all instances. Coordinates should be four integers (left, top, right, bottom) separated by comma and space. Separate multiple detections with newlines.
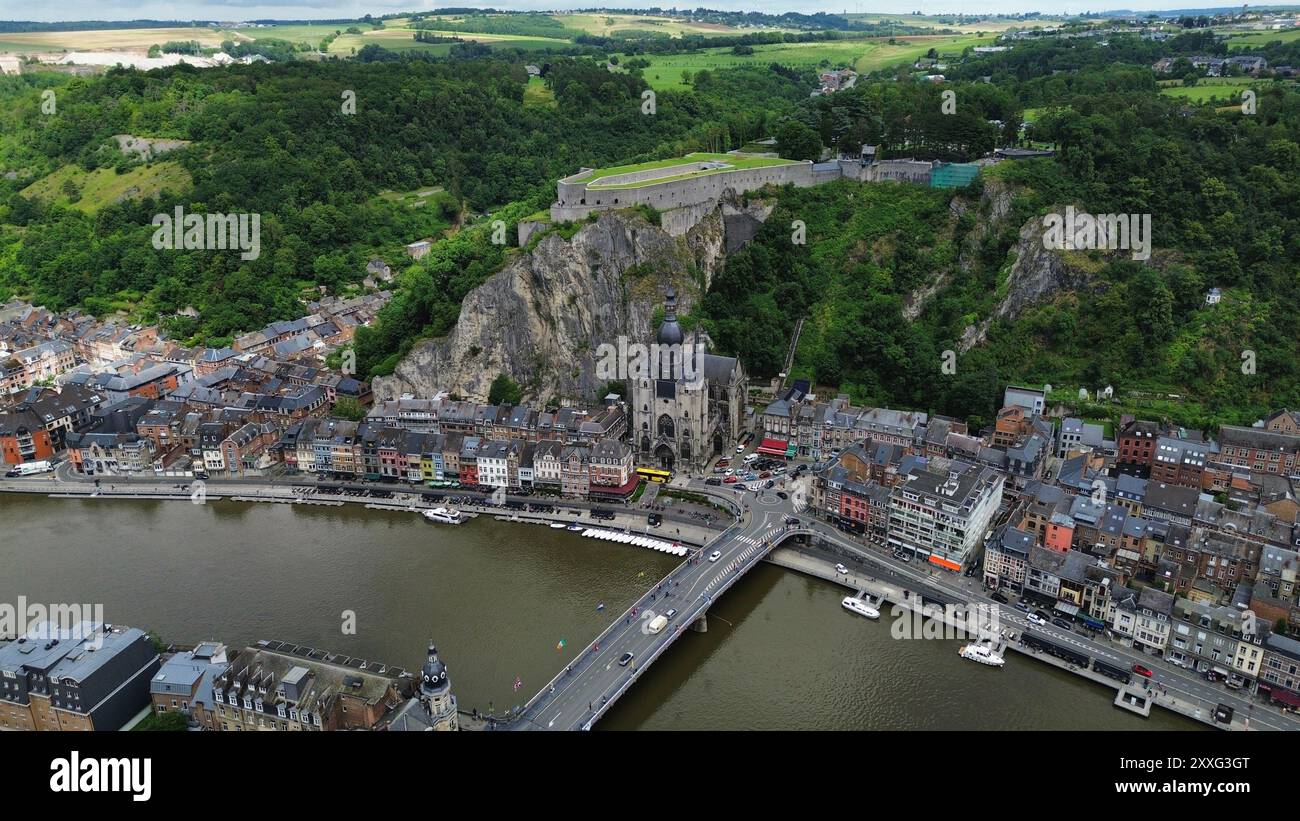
959, 642, 1005, 667
422, 507, 464, 525
841, 596, 880, 620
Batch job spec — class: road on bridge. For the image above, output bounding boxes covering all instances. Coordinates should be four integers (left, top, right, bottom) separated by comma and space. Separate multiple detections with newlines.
513, 487, 803, 730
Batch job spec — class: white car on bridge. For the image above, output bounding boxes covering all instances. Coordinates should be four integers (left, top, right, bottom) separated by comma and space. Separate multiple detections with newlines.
709, 550, 722, 562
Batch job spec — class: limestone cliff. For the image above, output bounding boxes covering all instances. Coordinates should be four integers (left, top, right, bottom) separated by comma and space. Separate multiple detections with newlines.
373, 198, 770, 404
957, 204, 1106, 352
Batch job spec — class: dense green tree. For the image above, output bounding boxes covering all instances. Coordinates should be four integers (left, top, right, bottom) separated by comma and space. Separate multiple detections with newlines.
488, 373, 523, 405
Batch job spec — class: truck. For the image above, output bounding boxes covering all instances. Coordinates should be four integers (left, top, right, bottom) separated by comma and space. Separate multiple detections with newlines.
646, 615, 668, 635
5, 459, 53, 477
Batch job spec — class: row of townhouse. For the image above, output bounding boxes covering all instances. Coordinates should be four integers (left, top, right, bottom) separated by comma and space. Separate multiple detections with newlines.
279, 417, 636, 499
0, 339, 75, 394
760, 391, 940, 461
366, 397, 626, 444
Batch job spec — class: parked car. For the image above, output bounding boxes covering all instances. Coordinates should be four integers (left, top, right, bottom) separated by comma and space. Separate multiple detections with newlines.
776, 491, 788, 500
1051, 617, 1073, 630
736, 445, 745, 453
723, 476, 738, 484
759, 471, 772, 479
1132, 664, 1154, 678
1014, 602, 1030, 613
1034, 610, 1053, 623
764, 480, 775, 489
704, 477, 722, 486
991, 592, 1009, 604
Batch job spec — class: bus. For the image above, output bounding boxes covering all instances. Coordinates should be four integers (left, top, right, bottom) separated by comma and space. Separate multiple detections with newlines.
635, 466, 672, 483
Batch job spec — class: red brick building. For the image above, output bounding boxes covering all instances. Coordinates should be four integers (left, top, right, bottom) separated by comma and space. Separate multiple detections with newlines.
0, 408, 55, 465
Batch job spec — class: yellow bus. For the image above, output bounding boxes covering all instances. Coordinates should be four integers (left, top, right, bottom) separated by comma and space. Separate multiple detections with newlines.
635, 466, 672, 483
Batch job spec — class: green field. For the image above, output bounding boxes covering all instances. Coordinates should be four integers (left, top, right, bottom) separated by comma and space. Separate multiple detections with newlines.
631, 34, 987, 91
329, 26, 569, 55
843, 12, 1073, 34
21, 161, 192, 212
575, 152, 798, 189
1160, 76, 1262, 102
1224, 27, 1300, 48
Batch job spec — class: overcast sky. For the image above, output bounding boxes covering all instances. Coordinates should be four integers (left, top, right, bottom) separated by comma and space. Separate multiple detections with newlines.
0, 1, 1261, 23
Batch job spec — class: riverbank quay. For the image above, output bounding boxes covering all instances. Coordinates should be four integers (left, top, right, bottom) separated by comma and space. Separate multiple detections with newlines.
766, 545, 1261, 731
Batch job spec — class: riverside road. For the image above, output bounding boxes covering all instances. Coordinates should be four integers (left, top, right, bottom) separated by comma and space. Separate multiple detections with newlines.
4, 464, 1298, 731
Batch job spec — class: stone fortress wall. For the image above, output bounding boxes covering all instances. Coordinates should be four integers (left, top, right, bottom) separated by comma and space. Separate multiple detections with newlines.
551, 159, 816, 230
542, 151, 946, 240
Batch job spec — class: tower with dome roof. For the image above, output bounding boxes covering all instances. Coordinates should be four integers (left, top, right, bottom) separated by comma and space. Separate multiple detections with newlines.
628, 286, 747, 473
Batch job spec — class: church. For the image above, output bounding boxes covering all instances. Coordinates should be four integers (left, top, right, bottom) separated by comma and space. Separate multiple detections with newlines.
629, 287, 747, 473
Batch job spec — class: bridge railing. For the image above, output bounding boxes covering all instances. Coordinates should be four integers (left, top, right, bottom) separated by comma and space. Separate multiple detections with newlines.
581, 526, 810, 729
517, 519, 752, 724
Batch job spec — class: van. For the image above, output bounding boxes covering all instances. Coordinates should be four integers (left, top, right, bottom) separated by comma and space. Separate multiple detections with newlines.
647, 615, 668, 634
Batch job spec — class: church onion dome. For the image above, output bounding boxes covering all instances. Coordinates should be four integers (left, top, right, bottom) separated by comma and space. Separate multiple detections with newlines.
656, 286, 684, 347
422, 643, 450, 692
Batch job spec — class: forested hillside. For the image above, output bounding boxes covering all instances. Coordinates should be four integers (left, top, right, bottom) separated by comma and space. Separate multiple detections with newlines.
0, 58, 803, 350
699, 34, 1300, 431
2, 28, 1298, 431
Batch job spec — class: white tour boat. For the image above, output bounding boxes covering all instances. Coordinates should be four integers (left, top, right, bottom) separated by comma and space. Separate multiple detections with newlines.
958, 642, 1005, 667
841, 596, 880, 620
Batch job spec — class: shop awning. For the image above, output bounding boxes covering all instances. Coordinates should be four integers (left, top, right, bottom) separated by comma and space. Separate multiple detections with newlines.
1054, 601, 1081, 616
757, 438, 790, 456
928, 555, 961, 572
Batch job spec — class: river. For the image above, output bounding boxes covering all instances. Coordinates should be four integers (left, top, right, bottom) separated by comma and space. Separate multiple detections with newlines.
0, 494, 1199, 730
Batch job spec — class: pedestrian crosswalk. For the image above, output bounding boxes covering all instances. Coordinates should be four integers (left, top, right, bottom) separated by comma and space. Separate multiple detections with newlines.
702, 529, 781, 593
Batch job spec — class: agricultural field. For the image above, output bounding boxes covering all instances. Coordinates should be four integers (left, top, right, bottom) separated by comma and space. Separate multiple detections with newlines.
0, 26, 238, 54
329, 26, 569, 55
631, 34, 988, 91
1224, 27, 1300, 48
20, 161, 192, 212
560, 13, 750, 37
842, 13, 1062, 34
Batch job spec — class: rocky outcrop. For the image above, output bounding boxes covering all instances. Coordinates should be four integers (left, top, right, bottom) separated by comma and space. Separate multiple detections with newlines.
957, 203, 1104, 351
373, 198, 770, 404
903, 177, 1015, 321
